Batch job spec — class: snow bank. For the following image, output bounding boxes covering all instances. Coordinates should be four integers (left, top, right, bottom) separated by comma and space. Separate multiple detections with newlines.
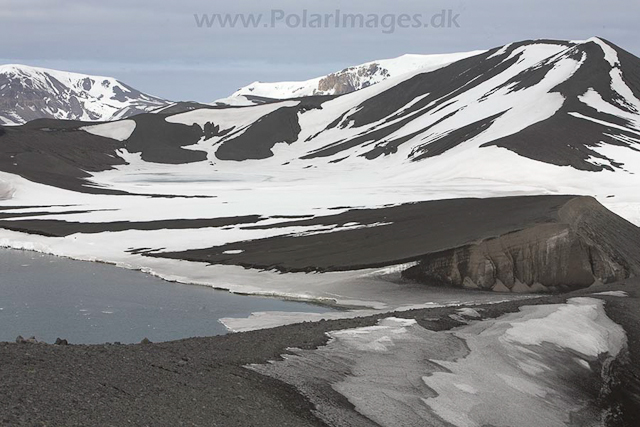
591, 291, 628, 297
165, 101, 298, 129
253, 298, 627, 427
503, 297, 626, 357
0, 179, 14, 200
81, 120, 136, 141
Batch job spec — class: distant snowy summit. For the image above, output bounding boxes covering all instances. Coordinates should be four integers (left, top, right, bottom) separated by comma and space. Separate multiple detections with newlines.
0, 64, 171, 125
214, 51, 485, 105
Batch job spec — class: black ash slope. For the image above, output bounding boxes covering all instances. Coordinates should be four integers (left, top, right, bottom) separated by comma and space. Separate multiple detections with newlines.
213, 96, 335, 161
152, 195, 640, 292
300, 38, 640, 169
0, 121, 128, 194
0, 116, 207, 193
485, 38, 640, 171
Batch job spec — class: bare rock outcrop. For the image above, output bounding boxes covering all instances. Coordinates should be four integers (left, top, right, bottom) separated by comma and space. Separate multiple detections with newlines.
317, 64, 388, 95
402, 197, 640, 293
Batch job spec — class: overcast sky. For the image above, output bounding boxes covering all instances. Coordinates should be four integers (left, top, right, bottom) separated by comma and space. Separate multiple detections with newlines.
2, 0, 638, 102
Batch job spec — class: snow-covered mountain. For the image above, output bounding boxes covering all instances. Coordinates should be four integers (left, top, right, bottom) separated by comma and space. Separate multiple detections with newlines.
1, 37, 640, 304
182, 37, 640, 175
0, 64, 171, 125
214, 51, 485, 105
3, 36, 640, 207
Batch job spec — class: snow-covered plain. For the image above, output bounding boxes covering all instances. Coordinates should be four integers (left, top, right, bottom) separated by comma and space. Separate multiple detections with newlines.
252, 297, 627, 426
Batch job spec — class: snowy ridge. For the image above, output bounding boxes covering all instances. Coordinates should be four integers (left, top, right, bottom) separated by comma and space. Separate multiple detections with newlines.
0, 64, 171, 125
216, 50, 486, 103
177, 38, 640, 177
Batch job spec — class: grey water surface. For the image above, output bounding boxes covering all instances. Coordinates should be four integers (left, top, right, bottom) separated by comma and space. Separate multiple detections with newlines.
0, 248, 334, 344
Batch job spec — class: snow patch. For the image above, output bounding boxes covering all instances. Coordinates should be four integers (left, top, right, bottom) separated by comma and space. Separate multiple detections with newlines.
503, 297, 626, 357
253, 299, 627, 427
591, 291, 628, 297
0, 179, 15, 200
456, 307, 481, 318
587, 37, 620, 66
81, 120, 136, 141
165, 101, 298, 131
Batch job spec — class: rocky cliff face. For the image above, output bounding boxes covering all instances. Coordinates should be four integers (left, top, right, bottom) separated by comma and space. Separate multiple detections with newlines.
317, 64, 387, 95
402, 197, 640, 293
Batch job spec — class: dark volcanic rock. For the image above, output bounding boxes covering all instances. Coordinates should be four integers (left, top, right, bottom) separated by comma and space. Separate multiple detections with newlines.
482, 39, 640, 172
402, 197, 640, 292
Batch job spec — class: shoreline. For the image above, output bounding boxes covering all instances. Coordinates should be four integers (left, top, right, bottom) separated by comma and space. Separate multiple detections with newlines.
0, 244, 354, 310
0, 241, 537, 314
1, 280, 637, 426
0, 245, 540, 341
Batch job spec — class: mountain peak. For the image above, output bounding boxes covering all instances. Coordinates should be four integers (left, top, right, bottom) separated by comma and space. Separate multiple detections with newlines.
216, 49, 486, 105
0, 64, 171, 125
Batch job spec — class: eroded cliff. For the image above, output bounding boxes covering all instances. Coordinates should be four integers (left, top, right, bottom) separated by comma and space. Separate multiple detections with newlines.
402, 197, 640, 292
